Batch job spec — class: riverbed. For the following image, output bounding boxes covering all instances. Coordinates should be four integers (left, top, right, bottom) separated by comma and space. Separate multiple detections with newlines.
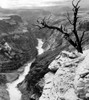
6, 38, 44, 100
6, 61, 34, 100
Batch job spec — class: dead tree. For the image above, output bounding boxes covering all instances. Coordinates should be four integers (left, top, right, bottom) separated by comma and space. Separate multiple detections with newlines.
35, 0, 86, 53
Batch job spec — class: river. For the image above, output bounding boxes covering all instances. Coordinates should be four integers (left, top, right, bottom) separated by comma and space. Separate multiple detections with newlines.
36, 38, 44, 55
6, 38, 44, 100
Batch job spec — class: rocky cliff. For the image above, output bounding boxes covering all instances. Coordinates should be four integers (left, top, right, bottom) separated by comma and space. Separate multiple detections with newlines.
18, 48, 89, 100
39, 50, 89, 100
0, 15, 38, 72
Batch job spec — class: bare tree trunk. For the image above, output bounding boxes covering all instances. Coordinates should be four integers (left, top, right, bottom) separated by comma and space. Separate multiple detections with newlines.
77, 42, 83, 53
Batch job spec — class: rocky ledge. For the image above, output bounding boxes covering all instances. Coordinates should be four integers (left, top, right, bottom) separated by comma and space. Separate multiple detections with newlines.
18, 49, 89, 100
39, 50, 89, 100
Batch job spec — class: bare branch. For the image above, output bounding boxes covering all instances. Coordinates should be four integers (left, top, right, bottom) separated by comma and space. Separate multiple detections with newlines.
72, 0, 76, 8
72, 0, 81, 8
76, 0, 81, 7
63, 34, 77, 48
35, 0, 83, 53
36, 17, 78, 49
33, 17, 49, 29
72, 0, 82, 47
32, 24, 44, 29
80, 31, 86, 43
66, 12, 73, 25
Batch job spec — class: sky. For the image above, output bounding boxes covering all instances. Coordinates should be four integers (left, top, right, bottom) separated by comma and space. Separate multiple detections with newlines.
0, 0, 68, 9
0, 0, 88, 9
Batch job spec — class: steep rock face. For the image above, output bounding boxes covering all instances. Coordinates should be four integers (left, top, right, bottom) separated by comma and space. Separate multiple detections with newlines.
40, 50, 89, 100
74, 50, 89, 100
18, 48, 63, 100
43, 30, 63, 51
0, 15, 38, 72
43, 30, 60, 51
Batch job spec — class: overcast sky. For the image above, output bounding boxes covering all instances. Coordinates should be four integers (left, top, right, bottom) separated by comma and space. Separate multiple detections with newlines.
0, 0, 88, 9
0, 0, 69, 9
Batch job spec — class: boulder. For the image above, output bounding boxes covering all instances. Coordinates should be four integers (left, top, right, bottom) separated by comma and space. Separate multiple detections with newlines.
49, 50, 78, 70
40, 50, 89, 100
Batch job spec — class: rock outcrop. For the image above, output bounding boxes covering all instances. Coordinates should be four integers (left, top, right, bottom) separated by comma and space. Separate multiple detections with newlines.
0, 15, 38, 72
39, 50, 89, 100
18, 48, 62, 100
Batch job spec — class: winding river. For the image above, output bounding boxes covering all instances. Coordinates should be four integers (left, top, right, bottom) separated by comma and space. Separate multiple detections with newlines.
36, 38, 44, 55
6, 38, 44, 100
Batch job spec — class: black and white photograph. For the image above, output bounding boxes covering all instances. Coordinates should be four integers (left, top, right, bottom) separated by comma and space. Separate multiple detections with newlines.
0, 0, 88, 100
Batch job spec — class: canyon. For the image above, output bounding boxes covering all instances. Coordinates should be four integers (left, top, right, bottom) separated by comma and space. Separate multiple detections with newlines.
6, 38, 44, 100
